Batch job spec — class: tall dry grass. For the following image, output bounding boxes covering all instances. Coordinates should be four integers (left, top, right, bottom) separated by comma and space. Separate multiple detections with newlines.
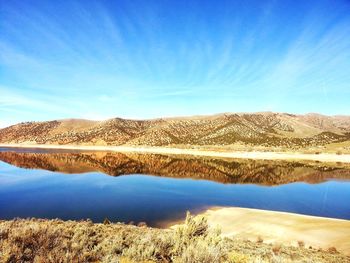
0, 213, 348, 263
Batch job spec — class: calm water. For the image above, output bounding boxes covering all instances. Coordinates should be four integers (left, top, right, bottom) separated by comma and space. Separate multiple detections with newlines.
0, 148, 349, 226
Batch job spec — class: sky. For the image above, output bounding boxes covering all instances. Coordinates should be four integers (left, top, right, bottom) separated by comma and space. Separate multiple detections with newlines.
1, 0, 350, 127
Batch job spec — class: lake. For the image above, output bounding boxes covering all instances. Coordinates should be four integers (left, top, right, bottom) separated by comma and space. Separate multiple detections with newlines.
0, 147, 349, 227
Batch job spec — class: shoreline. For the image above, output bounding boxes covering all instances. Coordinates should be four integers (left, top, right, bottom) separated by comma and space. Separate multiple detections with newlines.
193, 207, 350, 255
1, 143, 350, 163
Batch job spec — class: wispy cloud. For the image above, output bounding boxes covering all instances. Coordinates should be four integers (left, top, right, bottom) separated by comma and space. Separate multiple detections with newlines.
1, 0, 350, 125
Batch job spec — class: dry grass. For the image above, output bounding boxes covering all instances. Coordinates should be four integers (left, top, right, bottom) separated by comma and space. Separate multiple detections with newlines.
297, 240, 305, 248
257, 236, 264, 244
0, 213, 349, 263
271, 243, 282, 255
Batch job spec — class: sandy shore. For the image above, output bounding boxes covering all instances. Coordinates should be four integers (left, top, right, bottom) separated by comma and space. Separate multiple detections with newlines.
200, 207, 350, 255
0, 143, 350, 163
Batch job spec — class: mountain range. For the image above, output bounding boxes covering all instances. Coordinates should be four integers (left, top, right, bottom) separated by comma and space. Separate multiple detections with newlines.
1, 112, 350, 149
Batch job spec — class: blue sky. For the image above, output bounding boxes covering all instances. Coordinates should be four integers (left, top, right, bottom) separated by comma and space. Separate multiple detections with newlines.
1, 0, 350, 127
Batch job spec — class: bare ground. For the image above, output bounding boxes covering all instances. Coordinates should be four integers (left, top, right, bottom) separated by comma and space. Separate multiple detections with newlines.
200, 207, 350, 255
1, 144, 350, 163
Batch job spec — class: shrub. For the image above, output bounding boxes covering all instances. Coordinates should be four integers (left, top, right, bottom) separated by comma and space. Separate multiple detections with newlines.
327, 247, 338, 253
272, 243, 282, 255
297, 240, 305, 248
103, 218, 111, 225
179, 238, 222, 263
226, 251, 250, 263
137, 222, 147, 227
172, 211, 223, 262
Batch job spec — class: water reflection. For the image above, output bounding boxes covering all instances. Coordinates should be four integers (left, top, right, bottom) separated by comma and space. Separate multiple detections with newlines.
0, 149, 350, 185
0, 148, 350, 225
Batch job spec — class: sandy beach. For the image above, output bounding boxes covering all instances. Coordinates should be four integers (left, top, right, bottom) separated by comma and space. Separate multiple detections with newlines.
1, 143, 350, 163
200, 207, 350, 255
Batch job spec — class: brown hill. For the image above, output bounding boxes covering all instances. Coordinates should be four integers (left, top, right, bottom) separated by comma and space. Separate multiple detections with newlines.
1, 112, 350, 148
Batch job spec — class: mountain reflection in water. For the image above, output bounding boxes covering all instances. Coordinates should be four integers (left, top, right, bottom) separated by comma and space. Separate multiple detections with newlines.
1, 148, 350, 225
0, 149, 349, 186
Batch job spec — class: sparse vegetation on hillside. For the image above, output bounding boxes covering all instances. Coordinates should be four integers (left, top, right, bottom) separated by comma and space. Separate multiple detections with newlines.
1, 113, 350, 149
0, 213, 349, 263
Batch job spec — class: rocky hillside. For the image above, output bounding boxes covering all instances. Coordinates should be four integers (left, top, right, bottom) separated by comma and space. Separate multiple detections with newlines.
1, 112, 350, 148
